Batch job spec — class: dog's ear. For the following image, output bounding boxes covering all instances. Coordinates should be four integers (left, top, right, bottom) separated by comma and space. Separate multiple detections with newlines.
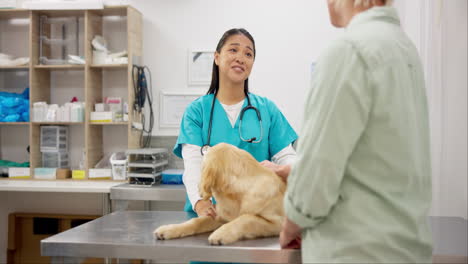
199, 162, 216, 200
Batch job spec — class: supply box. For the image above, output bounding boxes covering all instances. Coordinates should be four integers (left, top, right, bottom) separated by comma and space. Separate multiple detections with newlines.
88, 168, 111, 179
34, 168, 72, 180
8, 168, 30, 179
161, 169, 183, 184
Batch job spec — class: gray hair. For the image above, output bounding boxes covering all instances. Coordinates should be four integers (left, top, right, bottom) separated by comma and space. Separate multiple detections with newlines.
332, 0, 393, 8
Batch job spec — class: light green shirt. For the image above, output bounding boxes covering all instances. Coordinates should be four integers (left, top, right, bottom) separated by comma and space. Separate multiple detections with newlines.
285, 7, 433, 263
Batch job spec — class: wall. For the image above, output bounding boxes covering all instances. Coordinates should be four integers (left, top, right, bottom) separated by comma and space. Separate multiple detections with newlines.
438, 0, 467, 219
131, 0, 467, 219
397, 0, 467, 219
0, 1, 466, 262
130, 0, 340, 136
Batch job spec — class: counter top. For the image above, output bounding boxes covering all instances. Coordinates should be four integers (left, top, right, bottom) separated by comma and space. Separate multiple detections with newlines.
0, 179, 121, 193
110, 183, 186, 201
41, 211, 301, 263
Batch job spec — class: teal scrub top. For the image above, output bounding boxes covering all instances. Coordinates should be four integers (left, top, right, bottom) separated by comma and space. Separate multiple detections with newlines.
174, 93, 298, 213
174, 93, 297, 161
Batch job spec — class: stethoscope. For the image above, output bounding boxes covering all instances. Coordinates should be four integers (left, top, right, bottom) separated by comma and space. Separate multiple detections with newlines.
200, 92, 263, 156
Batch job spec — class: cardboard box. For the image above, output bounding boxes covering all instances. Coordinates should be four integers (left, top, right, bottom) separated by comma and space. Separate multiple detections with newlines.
8, 167, 30, 179
88, 168, 111, 179
56, 168, 71, 179
8, 213, 100, 264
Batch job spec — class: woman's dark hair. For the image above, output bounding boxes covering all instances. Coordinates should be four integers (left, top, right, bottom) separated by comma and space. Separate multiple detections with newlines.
206, 28, 256, 95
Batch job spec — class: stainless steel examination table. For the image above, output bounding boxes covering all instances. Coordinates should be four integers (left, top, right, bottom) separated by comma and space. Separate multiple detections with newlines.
41, 211, 467, 263
41, 211, 301, 263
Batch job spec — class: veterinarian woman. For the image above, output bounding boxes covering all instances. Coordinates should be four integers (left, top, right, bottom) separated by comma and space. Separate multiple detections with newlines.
174, 28, 298, 217
274, 0, 433, 263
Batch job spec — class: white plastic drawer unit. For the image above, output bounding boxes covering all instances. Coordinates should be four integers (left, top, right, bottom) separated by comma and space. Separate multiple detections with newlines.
126, 148, 169, 186
42, 152, 69, 168
40, 126, 69, 152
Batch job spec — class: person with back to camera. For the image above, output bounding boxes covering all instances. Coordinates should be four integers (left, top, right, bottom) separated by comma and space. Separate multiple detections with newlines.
262, 0, 433, 263
174, 28, 298, 218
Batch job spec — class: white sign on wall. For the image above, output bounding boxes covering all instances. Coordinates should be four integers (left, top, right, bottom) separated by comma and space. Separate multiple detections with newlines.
159, 91, 204, 128
187, 50, 214, 86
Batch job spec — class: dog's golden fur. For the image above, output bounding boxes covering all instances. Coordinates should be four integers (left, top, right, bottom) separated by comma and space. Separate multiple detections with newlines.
154, 143, 286, 245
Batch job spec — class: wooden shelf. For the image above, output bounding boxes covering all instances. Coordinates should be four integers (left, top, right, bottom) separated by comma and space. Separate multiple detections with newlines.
31, 122, 84, 125
91, 5, 134, 16
35, 9, 85, 18
90, 122, 128, 125
90, 64, 128, 69
0, 122, 29, 125
34, 65, 85, 69
0, 65, 29, 69
0, 8, 28, 12
0, 9, 29, 18
1, 6, 142, 180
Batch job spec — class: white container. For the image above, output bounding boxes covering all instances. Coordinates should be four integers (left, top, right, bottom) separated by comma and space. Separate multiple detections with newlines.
110, 152, 127, 180
45, 104, 59, 122
95, 103, 106, 112
93, 50, 107, 64
42, 151, 69, 168
40, 126, 68, 152
89, 168, 111, 179
70, 102, 84, 122
8, 167, 30, 178
62, 103, 72, 122
90, 111, 113, 122
33, 102, 48, 122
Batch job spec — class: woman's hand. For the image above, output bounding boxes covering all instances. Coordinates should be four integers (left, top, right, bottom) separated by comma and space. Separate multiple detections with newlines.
194, 200, 217, 219
260, 161, 291, 182
279, 217, 302, 249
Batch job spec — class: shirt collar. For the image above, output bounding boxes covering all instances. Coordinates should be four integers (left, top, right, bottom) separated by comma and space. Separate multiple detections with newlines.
346, 6, 400, 30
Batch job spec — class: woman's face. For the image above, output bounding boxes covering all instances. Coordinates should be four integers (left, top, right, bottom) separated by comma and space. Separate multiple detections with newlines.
214, 34, 255, 85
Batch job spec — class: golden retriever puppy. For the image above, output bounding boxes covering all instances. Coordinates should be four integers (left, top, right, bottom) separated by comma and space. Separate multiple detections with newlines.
154, 143, 286, 245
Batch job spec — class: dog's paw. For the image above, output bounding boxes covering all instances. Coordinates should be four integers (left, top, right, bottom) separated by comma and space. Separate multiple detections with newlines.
208, 228, 237, 245
154, 224, 187, 240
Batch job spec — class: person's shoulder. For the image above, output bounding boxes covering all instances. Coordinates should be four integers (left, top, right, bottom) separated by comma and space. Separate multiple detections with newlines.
249, 93, 273, 105
343, 9, 408, 68
188, 94, 212, 107
249, 93, 280, 112
318, 37, 356, 65
185, 93, 211, 114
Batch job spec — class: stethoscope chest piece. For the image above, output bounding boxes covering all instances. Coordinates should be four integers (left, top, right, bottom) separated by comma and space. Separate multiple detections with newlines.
200, 145, 210, 156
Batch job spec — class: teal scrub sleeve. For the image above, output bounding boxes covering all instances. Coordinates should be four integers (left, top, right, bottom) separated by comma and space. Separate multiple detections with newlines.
173, 102, 204, 158
267, 100, 298, 157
